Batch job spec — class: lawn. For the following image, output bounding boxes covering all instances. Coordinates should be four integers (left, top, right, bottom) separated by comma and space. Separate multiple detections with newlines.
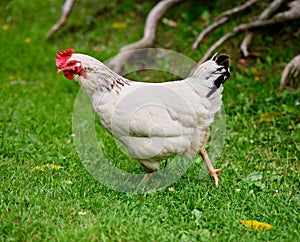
0, 0, 299, 241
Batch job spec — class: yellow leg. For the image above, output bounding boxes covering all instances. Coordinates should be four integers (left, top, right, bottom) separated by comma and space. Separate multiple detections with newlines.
141, 173, 153, 183
200, 146, 222, 186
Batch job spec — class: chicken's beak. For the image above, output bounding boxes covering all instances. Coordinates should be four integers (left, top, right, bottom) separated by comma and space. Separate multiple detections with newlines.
56, 69, 64, 74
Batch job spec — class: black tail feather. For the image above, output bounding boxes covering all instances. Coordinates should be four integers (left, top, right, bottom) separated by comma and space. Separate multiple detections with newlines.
206, 55, 230, 98
214, 54, 230, 88
215, 54, 230, 68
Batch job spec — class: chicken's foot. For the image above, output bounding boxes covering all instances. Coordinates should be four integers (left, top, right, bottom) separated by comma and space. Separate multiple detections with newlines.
199, 146, 222, 186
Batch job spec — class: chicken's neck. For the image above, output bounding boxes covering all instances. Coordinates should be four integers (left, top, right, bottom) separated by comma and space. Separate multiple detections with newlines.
76, 63, 131, 97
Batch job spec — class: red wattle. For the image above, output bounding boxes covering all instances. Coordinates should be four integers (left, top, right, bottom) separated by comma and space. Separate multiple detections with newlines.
64, 72, 74, 80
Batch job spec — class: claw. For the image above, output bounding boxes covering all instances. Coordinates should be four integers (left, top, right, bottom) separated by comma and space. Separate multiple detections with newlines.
209, 168, 222, 187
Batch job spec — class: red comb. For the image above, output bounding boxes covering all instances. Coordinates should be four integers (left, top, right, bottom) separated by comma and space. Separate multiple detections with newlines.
56, 49, 75, 68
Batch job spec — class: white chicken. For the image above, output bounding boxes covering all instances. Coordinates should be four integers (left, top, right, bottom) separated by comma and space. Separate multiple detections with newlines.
56, 49, 230, 186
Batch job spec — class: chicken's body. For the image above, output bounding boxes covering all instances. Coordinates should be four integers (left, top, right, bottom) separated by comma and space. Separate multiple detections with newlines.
56, 50, 230, 186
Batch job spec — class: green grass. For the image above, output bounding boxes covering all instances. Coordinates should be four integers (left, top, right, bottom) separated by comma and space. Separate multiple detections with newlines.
1, 0, 299, 241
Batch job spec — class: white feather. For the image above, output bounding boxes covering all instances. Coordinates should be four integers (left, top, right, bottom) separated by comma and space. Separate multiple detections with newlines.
71, 53, 230, 171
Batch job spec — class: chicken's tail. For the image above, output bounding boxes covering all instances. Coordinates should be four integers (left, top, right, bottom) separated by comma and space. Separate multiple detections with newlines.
188, 54, 230, 115
191, 54, 230, 97
206, 55, 230, 98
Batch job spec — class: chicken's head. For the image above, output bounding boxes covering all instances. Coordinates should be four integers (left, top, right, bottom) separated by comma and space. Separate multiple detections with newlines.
56, 49, 82, 80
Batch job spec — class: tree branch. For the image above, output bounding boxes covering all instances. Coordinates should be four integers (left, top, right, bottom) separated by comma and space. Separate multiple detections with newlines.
192, 16, 228, 50
192, 0, 259, 50
216, 0, 260, 20
280, 55, 300, 92
46, 0, 75, 39
108, 0, 183, 73
240, 0, 285, 57
199, 1, 300, 64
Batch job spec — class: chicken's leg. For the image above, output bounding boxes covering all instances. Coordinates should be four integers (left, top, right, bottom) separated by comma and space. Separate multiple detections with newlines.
141, 173, 153, 183
199, 146, 222, 186
140, 160, 160, 183
141, 160, 167, 183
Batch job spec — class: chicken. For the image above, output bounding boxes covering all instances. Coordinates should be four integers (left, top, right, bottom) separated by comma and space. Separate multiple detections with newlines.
56, 49, 230, 186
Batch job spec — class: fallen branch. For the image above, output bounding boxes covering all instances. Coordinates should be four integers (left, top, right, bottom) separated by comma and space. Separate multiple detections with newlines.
198, 1, 300, 64
192, 0, 259, 50
216, 0, 260, 20
280, 55, 300, 92
108, 0, 183, 73
46, 0, 75, 39
192, 16, 228, 50
239, 33, 254, 57
240, 0, 285, 57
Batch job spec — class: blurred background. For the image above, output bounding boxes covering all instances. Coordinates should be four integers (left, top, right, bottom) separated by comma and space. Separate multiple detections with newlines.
0, 0, 299, 241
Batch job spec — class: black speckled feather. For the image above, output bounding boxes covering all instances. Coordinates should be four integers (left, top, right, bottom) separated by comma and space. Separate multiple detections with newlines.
206, 55, 230, 98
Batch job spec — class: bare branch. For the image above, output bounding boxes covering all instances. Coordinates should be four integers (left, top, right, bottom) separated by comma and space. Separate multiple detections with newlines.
280, 55, 300, 92
258, 0, 284, 19
46, 0, 75, 39
216, 0, 260, 20
240, 0, 285, 56
121, 0, 183, 52
240, 32, 254, 57
109, 0, 183, 73
192, 16, 228, 50
199, 2, 300, 64
192, 0, 259, 50
198, 31, 237, 64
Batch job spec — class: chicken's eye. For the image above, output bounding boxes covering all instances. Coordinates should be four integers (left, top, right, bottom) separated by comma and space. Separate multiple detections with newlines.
66, 60, 76, 67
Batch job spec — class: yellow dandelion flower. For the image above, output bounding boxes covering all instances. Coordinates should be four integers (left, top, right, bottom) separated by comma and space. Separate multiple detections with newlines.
259, 113, 272, 122
112, 22, 127, 29
49, 164, 63, 170
24, 37, 31, 43
254, 76, 260, 82
78, 211, 86, 215
8, 75, 15, 81
31, 164, 47, 171
40, 165, 47, 170
31, 164, 63, 172
31, 166, 38, 171
240, 220, 273, 231
2, 24, 9, 30
65, 180, 72, 184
